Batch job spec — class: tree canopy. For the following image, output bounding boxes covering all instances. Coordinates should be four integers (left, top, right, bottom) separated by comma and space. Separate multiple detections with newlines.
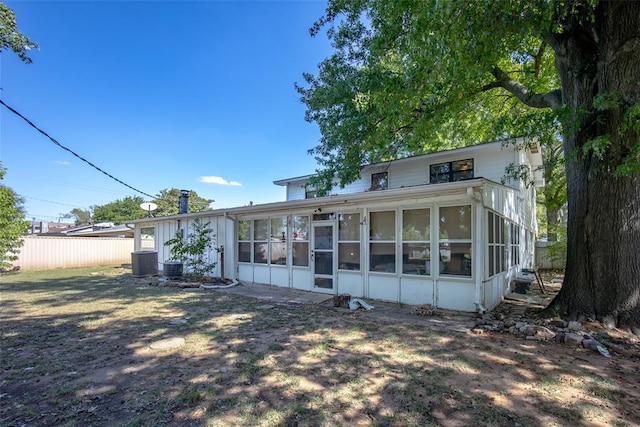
300, 0, 640, 332
0, 3, 37, 64
0, 164, 29, 270
90, 189, 213, 224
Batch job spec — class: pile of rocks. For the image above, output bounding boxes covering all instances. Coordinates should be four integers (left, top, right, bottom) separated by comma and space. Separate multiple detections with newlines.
474, 314, 639, 358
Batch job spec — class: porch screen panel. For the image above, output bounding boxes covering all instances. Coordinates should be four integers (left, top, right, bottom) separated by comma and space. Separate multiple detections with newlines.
292, 215, 309, 267
402, 208, 430, 275
238, 220, 251, 263
253, 219, 268, 264
370, 211, 396, 273
270, 216, 287, 265
338, 213, 360, 270
439, 205, 472, 276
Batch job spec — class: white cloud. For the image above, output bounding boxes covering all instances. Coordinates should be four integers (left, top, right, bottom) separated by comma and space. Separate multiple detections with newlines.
54, 160, 70, 166
199, 176, 242, 186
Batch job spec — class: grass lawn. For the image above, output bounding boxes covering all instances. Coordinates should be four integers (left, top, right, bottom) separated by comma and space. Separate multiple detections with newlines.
1, 266, 639, 426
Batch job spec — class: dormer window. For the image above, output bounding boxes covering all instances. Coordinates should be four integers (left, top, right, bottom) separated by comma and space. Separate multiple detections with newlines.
371, 172, 388, 191
430, 159, 474, 184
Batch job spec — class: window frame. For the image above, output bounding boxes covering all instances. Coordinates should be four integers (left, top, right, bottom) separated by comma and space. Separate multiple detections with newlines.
370, 172, 389, 191
429, 158, 474, 184
139, 226, 156, 250
338, 212, 361, 271
305, 183, 317, 199
238, 219, 253, 264
369, 210, 396, 273
401, 208, 431, 276
510, 222, 520, 267
438, 205, 473, 277
292, 215, 310, 267
487, 211, 506, 277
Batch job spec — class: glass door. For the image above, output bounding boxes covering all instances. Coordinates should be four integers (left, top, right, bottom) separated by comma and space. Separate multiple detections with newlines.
312, 223, 335, 291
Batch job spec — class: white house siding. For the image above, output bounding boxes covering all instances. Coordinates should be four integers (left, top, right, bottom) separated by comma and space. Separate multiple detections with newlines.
280, 140, 528, 202
286, 183, 306, 200
132, 140, 541, 313
480, 181, 537, 310
134, 215, 233, 278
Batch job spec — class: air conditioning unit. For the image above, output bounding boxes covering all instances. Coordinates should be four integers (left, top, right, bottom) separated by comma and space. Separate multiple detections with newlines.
131, 251, 158, 277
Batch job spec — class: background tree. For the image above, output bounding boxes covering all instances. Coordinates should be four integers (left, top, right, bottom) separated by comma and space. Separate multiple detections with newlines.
152, 188, 213, 217
0, 164, 29, 271
1, 5, 34, 270
91, 188, 214, 223
299, 0, 639, 332
0, 3, 38, 64
66, 208, 92, 225
92, 196, 146, 224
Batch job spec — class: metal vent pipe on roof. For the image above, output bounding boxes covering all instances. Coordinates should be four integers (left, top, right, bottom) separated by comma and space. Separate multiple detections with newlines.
179, 190, 189, 214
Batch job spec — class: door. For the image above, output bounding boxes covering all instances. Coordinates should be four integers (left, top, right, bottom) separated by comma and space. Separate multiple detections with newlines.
312, 222, 335, 291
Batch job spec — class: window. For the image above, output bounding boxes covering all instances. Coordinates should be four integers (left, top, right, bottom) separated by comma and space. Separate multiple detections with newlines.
487, 211, 506, 276
430, 159, 474, 184
338, 213, 360, 270
140, 227, 155, 250
292, 215, 309, 266
253, 219, 268, 264
238, 220, 252, 262
371, 172, 388, 191
370, 211, 396, 273
510, 222, 520, 267
270, 216, 287, 265
439, 206, 472, 276
402, 208, 431, 275
305, 184, 317, 199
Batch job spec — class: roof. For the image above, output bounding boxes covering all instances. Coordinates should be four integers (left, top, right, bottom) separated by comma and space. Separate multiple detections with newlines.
65, 224, 134, 238
126, 178, 505, 224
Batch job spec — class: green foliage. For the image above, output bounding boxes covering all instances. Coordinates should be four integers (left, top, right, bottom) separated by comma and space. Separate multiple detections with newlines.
152, 189, 213, 217
0, 164, 29, 271
0, 3, 38, 63
90, 188, 213, 224
164, 219, 217, 277
92, 196, 146, 224
68, 208, 91, 225
299, 0, 562, 194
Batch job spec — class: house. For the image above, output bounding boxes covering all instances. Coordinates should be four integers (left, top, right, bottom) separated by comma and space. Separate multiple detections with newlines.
128, 139, 543, 313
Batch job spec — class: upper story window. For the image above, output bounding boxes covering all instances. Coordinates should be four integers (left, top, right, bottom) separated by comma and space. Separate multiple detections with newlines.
371, 172, 388, 191
430, 159, 474, 184
305, 184, 318, 199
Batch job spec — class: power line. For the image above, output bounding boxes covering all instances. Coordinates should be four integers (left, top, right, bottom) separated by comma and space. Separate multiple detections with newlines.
23, 195, 90, 210
1, 99, 155, 199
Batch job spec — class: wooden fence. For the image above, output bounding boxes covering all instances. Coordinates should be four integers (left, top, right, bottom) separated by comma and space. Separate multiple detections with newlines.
11, 236, 135, 271
535, 241, 566, 270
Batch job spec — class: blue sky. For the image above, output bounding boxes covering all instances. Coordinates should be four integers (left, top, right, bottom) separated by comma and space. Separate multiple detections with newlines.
1, 0, 332, 222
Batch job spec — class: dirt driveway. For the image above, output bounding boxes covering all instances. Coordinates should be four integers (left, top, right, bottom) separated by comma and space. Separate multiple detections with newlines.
1, 267, 639, 426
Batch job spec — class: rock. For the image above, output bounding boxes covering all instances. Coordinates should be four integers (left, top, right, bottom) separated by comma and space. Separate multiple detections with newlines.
548, 319, 568, 328
567, 321, 582, 331
563, 332, 584, 345
582, 339, 612, 357
504, 319, 517, 328
521, 325, 556, 341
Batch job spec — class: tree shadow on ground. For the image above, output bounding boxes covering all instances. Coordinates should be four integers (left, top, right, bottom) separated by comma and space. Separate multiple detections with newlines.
1, 268, 638, 426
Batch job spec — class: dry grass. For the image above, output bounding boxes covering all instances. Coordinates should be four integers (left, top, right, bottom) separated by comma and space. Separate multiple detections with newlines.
1, 266, 639, 426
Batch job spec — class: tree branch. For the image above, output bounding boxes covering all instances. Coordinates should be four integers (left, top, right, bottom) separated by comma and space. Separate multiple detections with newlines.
487, 66, 562, 110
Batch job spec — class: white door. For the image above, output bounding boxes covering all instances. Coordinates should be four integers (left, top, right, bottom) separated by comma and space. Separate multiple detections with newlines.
312, 222, 335, 292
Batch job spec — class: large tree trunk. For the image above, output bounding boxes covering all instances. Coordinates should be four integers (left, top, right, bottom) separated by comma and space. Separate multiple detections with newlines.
543, 1, 640, 334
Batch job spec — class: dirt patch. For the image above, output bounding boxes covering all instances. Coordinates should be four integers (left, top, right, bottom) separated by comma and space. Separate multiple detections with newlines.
1, 267, 638, 426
